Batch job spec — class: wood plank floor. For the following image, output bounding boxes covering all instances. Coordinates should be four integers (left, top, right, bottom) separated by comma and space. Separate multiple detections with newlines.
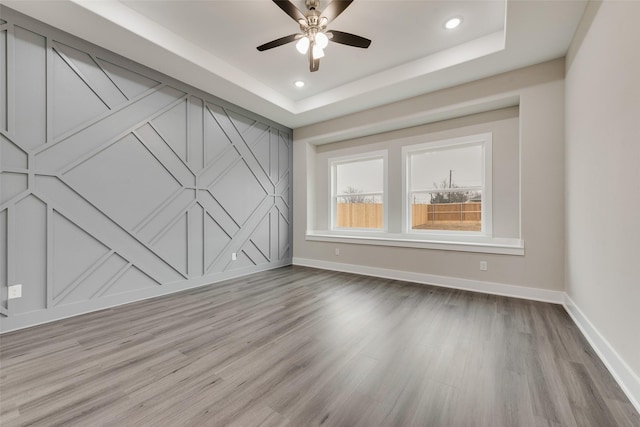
1, 266, 638, 426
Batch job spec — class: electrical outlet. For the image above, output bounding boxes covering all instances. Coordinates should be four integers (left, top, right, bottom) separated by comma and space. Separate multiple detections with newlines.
8, 284, 22, 299
231, 252, 237, 261
335, 248, 340, 256
479, 261, 488, 271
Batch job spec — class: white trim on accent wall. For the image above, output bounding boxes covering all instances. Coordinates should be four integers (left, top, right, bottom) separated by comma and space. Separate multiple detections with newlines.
292, 257, 562, 303
563, 295, 640, 414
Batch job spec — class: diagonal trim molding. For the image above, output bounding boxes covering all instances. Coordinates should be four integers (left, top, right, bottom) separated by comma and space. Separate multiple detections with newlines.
0, 7, 292, 329
292, 257, 640, 414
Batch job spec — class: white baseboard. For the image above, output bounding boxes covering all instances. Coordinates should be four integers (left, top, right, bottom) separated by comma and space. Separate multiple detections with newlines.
292, 257, 640, 414
292, 257, 564, 303
563, 295, 640, 414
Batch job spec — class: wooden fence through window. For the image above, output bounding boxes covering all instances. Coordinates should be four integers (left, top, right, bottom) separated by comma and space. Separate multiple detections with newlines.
335, 203, 384, 229
336, 202, 482, 229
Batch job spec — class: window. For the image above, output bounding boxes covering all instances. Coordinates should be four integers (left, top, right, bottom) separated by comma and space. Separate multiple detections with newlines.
404, 133, 492, 235
310, 132, 521, 255
330, 152, 387, 230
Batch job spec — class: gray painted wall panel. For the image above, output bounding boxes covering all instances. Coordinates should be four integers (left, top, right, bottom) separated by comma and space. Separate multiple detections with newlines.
188, 204, 205, 277
0, 210, 7, 307
51, 210, 110, 299
51, 46, 109, 138
56, 251, 127, 306
52, 42, 128, 109
96, 58, 160, 100
14, 26, 46, 148
0, 29, 7, 132
204, 106, 233, 166
1, 171, 26, 204
188, 96, 204, 171
1, 134, 28, 169
153, 99, 188, 164
14, 195, 47, 314
0, 7, 293, 331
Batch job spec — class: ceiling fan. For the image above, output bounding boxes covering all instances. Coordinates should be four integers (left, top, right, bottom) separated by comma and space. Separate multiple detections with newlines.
257, 0, 371, 72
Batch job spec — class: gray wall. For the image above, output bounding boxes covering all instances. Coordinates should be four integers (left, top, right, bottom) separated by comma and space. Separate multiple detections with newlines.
0, 7, 293, 332
294, 59, 565, 292
565, 0, 640, 386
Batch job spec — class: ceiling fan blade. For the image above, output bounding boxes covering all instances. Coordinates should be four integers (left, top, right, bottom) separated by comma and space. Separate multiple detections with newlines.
257, 34, 299, 51
327, 30, 371, 48
321, 0, 353, 23
273, 0, 306, 22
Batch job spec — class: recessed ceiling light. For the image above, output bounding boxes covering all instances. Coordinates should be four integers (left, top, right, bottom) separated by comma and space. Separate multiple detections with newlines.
294, 80, 305, 88
445, 17, 462, 30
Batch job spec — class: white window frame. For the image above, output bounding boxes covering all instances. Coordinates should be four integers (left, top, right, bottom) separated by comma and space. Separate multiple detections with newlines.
308, 133, 523, 255
402, 133, 493, 238
329, 150, 388, 232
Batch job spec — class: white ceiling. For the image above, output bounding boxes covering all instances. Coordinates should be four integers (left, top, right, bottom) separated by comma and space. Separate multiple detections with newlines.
3, 0, 588, 129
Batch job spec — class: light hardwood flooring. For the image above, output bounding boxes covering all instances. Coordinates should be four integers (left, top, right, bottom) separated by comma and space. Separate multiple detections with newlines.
1, 266, 638, 426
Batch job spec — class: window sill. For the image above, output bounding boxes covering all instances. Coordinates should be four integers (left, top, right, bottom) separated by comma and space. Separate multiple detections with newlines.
305, 231, 524, 256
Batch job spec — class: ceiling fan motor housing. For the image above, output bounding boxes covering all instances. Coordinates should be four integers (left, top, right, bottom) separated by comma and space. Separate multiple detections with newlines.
302, 13, 326, 31
306, 0, 320, 10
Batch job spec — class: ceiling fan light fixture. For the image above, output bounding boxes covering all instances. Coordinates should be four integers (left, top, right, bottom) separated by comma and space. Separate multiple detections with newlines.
312, 44, 325, 59
296, 36, 310, 54
315, 32, 329, 49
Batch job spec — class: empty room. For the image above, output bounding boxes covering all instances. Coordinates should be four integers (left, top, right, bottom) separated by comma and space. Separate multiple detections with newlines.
0, 0, 638, 425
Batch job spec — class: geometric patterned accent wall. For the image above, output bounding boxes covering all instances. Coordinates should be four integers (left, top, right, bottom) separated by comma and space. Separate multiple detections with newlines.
0, 8, 292, 331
